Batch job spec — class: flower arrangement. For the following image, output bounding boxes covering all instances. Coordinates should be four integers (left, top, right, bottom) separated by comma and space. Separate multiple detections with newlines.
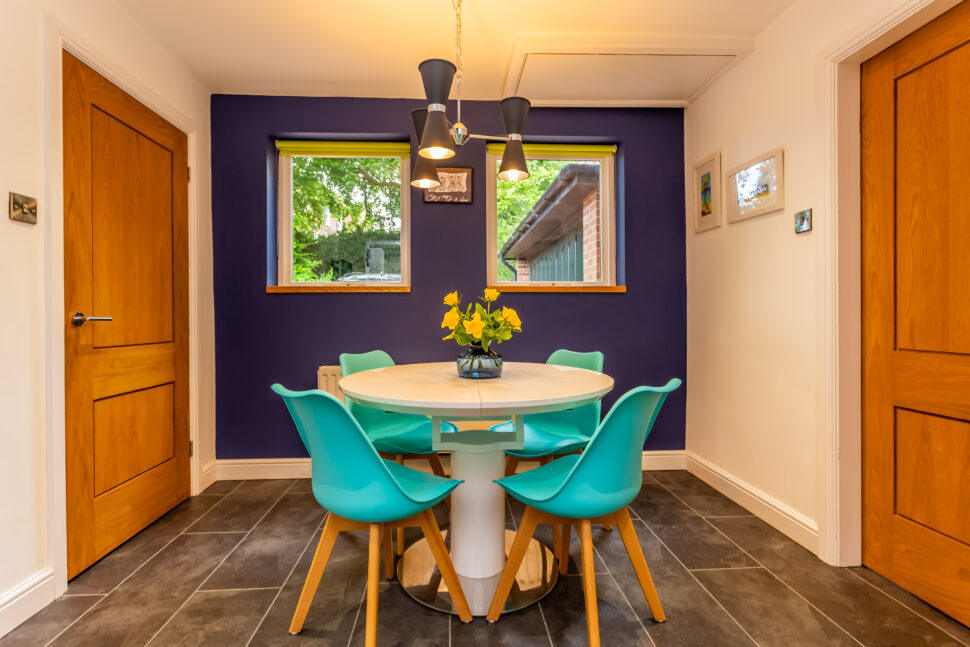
440, 288, 522, 353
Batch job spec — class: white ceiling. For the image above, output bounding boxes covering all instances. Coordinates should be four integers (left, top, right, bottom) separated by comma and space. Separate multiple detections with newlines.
120, 0, 796, 103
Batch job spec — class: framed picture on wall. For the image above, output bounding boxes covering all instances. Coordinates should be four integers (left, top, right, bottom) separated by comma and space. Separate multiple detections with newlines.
423, 167, 473, 203
692, 152, 721, 233
726, 148, 785, 222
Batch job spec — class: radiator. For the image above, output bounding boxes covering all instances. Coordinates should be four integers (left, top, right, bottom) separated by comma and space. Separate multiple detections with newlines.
316, 365, 344, 401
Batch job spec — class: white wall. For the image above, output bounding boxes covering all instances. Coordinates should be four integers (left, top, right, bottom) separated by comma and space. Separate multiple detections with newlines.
684, 0, 956, 558
0, 0, 214, 635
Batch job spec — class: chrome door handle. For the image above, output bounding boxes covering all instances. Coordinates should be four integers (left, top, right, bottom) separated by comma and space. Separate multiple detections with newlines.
71, 312, 113, 326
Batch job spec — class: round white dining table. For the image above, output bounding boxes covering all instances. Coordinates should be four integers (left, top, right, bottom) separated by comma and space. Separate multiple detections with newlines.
339, 361, 614, 616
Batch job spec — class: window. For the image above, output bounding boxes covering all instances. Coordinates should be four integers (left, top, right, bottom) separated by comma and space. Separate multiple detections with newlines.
275, 141, 410, 291
486, 144, 618, 291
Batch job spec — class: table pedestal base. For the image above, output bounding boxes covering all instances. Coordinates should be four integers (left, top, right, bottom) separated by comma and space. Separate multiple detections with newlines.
397, 529, 558, 616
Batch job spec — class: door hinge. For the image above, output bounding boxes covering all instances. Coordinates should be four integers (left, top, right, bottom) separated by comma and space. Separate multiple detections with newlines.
189, 440, 194, 457
187, 166, 192, 182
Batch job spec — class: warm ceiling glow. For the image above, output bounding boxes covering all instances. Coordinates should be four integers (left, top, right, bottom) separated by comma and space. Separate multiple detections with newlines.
419, 146, 456, 160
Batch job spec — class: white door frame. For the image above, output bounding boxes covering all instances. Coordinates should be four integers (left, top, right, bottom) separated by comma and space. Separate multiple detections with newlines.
42, 16, 204, 596
817, 0, 961, 565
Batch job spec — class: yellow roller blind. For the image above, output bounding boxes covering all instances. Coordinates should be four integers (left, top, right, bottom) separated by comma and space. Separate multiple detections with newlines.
486, 143, 617, 157
276, 140, 410, 157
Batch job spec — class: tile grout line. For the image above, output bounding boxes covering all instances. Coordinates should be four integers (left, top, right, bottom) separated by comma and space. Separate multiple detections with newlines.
844, 568, 970, 647
42, 487, 243, 645
197, 586, 282, 593
244, 510, 329, 647
58, 593, 106, 598
144, 480, 298, 646
626, 505, 760, 647
536, 601, 556, 647
689, 566, 765, 572
589, 528, 658, 647
645, 479, 866, 647
344, 579, 369, 647
43, 528, 190, 646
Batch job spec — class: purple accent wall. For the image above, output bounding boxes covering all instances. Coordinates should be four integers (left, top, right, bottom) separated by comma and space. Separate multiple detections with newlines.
211, 95, 686, 459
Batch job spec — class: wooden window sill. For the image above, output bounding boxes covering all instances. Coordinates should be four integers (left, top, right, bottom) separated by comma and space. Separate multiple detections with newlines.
266, 285, 410, 293
487, 285, 626, 293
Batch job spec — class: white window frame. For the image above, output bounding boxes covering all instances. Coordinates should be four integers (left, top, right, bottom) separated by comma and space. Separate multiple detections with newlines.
275, 141, 411, 290
485, 144, 617, 289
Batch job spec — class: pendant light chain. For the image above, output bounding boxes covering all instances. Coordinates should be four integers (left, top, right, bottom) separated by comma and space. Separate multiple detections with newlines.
452, 0, 463, 123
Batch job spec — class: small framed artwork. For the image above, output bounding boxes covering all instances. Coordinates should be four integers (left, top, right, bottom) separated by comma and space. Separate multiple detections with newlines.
692, 152, 721, 233
423, 167, 472, 203
726, 148, 785, 222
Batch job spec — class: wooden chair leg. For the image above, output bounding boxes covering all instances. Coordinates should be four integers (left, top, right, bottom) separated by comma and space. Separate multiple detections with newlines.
364, 523, 381, 647
427, 453, 446, 477
540, 456, 553, 466
395, 455, 405, 555
552, 522, 562, 564
418, 509, 473, 622
383, 526, 394, 580
289, 514, 340, 634
505, 456, 520, 477
603, 522, 613, 531
559, 523, 571, 575
615, 508, 666, 622
486, 506, 540, 621
579, 519, 600, 647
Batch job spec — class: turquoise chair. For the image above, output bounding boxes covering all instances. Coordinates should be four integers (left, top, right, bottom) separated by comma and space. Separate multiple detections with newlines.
272, 384, 472, 646
486, 380, 681, 647
340, 350, 459, 555
490, 349, 604, 477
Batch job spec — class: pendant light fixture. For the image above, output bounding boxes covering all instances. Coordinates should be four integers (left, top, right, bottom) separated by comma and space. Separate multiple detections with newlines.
410, 108, 441, 188
412, 0, 531, 184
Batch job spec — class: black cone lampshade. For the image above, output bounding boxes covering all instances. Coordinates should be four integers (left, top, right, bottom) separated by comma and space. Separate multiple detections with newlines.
498, 97, 531, 181
418, 59, 457, 160
410, 109, 440, 189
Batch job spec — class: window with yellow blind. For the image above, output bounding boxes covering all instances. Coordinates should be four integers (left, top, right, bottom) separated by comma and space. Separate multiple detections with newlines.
485, 144, 620, 292
273, 141, 410, 292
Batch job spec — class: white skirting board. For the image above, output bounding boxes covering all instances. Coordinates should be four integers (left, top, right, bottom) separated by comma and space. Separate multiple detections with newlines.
0, 568, 54, 638
205, 450, 687, 484
685, 451, 819, 553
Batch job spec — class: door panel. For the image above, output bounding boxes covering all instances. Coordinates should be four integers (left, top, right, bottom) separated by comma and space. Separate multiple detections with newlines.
64, 51, 189, 577
91, 106, 174, 348
894, 42, 970, 355
94, 385, 175, 495
862, 0, 970, 625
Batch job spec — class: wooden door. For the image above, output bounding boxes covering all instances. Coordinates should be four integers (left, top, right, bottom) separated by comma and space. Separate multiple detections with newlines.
63, 52, 190, 577
862, 1, 970, 625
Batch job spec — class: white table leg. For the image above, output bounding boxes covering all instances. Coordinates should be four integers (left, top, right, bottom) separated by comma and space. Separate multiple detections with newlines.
449, 447, 507, 615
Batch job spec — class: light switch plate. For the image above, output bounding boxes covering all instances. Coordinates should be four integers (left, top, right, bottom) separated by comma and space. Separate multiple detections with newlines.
9, 192, 38, 225
794, 208, 812, 234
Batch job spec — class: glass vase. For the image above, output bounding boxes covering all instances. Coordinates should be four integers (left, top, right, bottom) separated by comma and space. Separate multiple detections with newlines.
456, 343, 503, 379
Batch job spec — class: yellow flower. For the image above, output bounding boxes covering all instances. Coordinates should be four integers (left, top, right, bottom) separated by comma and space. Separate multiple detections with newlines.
440, 307, 460, 330
464, 312, 485, 339
443, 291, 459, 307
501, 306, 522, 331
483, 288, 500, 302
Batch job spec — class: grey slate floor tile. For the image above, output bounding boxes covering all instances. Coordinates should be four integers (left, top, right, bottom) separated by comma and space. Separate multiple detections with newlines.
188, 479, 294, 533
347, 582, 449, 647
712, 516, 963, 646
247, 528, 369, 646
630, 483, 756, 570
541, 572, 651, 647
694, 567, 858, 646
649, 470, 753, 518
595, 514, 755, 647
0, 595, 102, 647
202, 492, 325, 590
147, 588, 279, 646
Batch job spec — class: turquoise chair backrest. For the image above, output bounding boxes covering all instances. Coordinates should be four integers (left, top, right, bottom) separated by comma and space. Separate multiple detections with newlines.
271, 383, 419, 521
555, 379, 681, 517
338, 350, 399, 430
527, 349, 605, 435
